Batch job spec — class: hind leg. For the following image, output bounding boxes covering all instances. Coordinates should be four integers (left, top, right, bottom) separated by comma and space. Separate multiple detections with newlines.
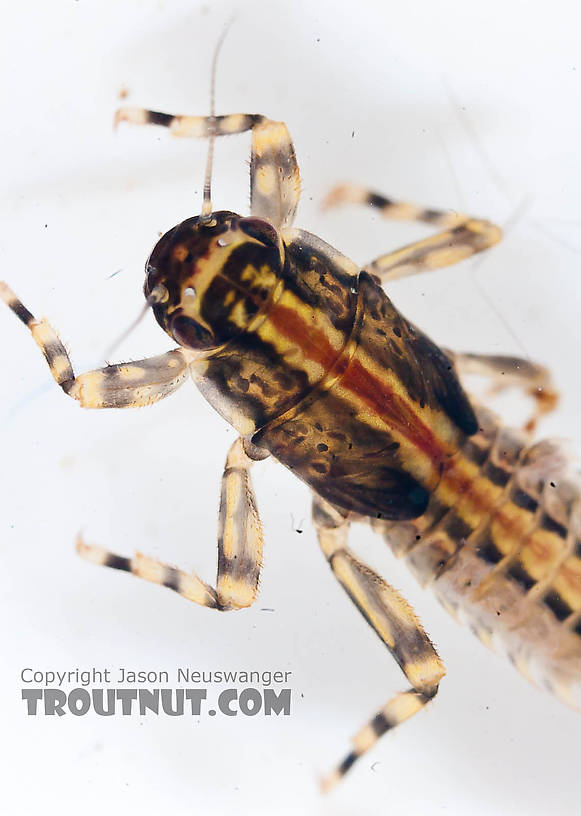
450, 350, 559, 433
313, 496, 445, 790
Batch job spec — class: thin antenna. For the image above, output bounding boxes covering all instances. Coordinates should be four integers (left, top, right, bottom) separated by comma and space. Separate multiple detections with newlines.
103, 285, 167, 360
200, 22, 233, 222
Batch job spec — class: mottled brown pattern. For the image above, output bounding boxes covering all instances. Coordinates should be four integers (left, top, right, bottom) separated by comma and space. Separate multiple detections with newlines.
199, 331, 313, 430
284, 232, 357, 333
355, 273, 477, 435
254, 273, 477, 520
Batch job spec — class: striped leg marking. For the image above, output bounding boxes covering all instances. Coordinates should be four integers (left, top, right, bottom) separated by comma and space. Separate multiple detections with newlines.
0, 283, 189, 408
313, 497, 445, 790
114, 108, 265, 138
322, 183, 502, 281
78, 438, 265, 611
115, 107, 300, 230
451, 350, 559, 433
216, 437, 265, 609
249, 120, 300, 229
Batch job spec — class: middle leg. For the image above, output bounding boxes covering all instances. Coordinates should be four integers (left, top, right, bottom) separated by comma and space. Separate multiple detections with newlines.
323, 183, 502, 281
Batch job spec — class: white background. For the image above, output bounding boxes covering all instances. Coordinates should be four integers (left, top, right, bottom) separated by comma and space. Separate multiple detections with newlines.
1, 1, 580, 814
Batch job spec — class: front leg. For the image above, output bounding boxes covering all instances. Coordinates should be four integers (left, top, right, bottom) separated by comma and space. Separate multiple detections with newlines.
78, 438, 266, 611
0, 282, 189, 408
1, 283, 266, 609
115, 107, 301, 230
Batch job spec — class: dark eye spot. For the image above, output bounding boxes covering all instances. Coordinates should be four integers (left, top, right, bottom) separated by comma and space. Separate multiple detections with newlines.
239, 217, 279, 247
171, 315, 214, 349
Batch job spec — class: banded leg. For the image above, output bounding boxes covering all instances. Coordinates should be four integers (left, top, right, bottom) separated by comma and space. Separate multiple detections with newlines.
450, 350, 559, 433
313, 497, 445, 790
115, 107, 300, 230
78, 437, 266, 611
322, 183, 502, 281
0, 282, 189, 407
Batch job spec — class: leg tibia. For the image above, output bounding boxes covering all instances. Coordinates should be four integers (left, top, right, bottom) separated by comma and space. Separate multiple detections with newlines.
322, 184, 502, 281
313, 496, 444, 789
77, 536, 219, 608
451, 350, 559, 433
76, 438, 266, 612
115, 108, 301, 229
0, 282, 189, 408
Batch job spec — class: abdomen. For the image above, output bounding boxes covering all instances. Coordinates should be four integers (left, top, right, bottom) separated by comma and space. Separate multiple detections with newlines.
374, 403, 581, 707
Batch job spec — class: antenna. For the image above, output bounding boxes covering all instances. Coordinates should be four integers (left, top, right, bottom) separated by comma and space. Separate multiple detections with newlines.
103, 284, 167, 360
200, 22, 233, 222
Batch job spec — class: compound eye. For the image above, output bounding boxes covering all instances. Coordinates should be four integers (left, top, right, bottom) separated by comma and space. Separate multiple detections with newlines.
239, 217, 280, 248
144, 264, 159, 294
170, 314, 214, 350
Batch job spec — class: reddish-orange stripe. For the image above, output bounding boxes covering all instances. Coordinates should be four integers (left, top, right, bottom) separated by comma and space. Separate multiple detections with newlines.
268, 302, 448, 465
